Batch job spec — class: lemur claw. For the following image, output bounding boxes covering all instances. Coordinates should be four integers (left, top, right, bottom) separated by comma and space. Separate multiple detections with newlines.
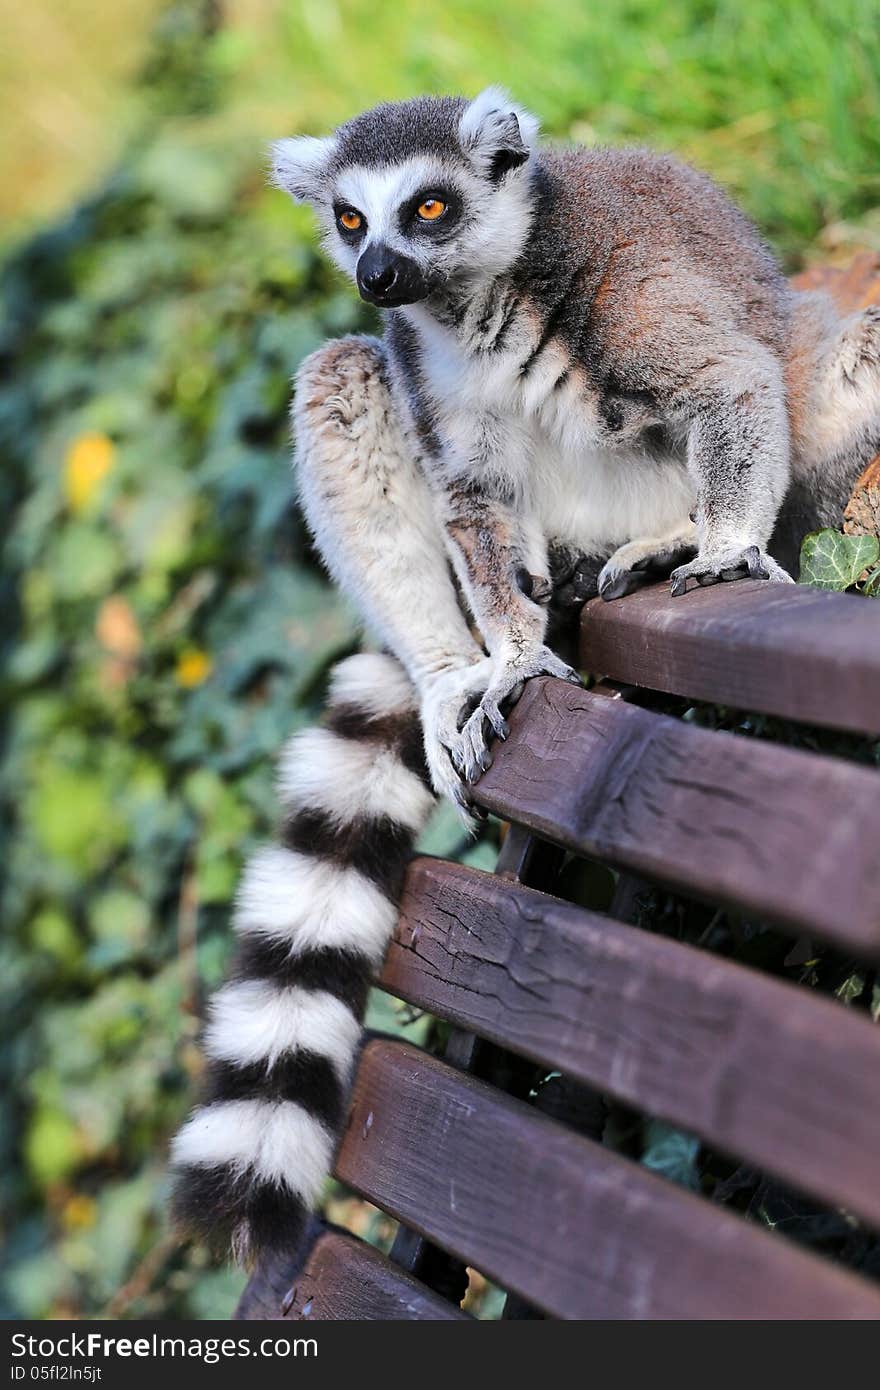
598, 535, 698, 602
599, 567, 656, 602
670, 545, 792, 596
481, 697, 509, 740
452, 646, 582, 784
420, 658, 495, 823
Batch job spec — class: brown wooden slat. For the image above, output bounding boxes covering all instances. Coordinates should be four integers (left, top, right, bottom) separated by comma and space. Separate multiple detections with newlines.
235, 1245, 304, 1320
282, 1230, 469, 1321
382, 858, 880, 1229
472, 679, 880, 955
336, 1039, 880, 1319
580, 580, 880, 737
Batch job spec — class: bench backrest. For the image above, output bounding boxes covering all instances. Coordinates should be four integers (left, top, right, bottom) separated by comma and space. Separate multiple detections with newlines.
237, 575, 880, 1321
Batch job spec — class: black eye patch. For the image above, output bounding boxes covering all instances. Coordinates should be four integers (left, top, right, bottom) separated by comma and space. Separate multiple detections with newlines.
399, 189, 463, 237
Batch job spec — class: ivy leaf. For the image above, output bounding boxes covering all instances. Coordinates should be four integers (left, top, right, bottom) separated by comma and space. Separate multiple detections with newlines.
798, 529, 880, 591
863, 563, 880, 597
642, 1120, 701, 1191
835, 971, 865, 1005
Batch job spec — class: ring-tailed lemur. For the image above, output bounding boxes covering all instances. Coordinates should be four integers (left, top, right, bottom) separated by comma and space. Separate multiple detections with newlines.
171, 90, 880, 1266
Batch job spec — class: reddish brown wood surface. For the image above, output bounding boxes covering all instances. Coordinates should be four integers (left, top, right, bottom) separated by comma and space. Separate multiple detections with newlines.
472, 679, 880, 954
791, 250, 880, 313
382, 858, 880, 1228
580, 580, 880, 737
335, 1040, 880, 1319
282, 1230, 468, 1321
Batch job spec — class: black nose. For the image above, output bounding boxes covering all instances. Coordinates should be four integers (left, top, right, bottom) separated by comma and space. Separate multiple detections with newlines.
362, 261, 397, 295
357, 244, 401, 300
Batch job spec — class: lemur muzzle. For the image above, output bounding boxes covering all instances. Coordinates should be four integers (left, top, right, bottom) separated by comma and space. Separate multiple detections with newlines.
357, 243, 430, 307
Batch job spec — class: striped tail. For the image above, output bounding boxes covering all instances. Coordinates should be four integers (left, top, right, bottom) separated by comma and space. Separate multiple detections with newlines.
170, 652, 435, 1265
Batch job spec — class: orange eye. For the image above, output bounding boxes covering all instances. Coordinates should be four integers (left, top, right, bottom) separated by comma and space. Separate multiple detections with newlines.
417, 198, 447, 222
339, 209, 362, 231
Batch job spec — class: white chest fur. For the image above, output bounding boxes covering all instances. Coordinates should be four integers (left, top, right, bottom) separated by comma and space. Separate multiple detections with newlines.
409, 308, 696, 553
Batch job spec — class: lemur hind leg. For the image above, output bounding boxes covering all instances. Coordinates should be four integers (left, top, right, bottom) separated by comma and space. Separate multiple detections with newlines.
295, 336, 491, 811
596, 521, 698, 602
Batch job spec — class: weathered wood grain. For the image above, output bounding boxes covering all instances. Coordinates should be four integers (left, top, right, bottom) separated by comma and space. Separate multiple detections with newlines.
283, 1230, 469, 1320
580, 579, 880, 736
336, 1040, 880, 1319
382, 858, 880, 1228
472, 679, 880, 954
844, 454, 880, 540
234, 1244, 304, 1320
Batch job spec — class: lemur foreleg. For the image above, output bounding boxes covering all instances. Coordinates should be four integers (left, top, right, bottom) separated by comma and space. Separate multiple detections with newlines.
667, 344, 795, 593
295, 337, 493, 810
438, 422, 582, 782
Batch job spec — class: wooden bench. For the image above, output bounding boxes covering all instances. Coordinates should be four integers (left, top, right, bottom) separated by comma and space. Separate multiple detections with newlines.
236, 571, 880, 1321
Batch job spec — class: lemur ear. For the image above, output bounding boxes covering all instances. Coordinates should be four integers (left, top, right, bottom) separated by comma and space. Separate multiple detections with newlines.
269, 135, 337, 203
459, 87, 540, 181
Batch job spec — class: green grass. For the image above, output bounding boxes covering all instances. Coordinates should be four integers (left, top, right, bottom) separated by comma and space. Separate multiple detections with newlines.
7, 0, 880, 258
298, 0, 873, 255
223, 0, 880, 259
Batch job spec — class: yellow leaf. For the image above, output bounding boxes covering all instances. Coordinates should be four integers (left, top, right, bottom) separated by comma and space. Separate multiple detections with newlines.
176, 647, 212, 688
64, 432, 115, 512
61, 1194, 97, 1232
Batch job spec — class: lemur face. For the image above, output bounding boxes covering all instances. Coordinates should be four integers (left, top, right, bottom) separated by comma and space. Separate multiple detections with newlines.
271, 88, 539, 308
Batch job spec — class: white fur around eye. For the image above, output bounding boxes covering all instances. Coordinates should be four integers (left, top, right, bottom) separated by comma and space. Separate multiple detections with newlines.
334, 160, 440, 245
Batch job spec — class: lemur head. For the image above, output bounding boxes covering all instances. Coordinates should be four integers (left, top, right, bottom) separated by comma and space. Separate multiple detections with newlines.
270, 88, 540, 308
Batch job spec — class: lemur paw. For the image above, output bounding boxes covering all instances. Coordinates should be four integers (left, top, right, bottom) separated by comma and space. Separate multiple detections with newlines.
548, 553, 605, 610
420, 660, 494, 823
598, 535, 698, 602
451, 644, 582, 785
670, 545, 793, 596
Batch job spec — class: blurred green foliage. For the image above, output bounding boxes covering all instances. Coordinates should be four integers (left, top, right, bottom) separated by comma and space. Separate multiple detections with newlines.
1, 0, 879, 1320
0, 1, 367, 1320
